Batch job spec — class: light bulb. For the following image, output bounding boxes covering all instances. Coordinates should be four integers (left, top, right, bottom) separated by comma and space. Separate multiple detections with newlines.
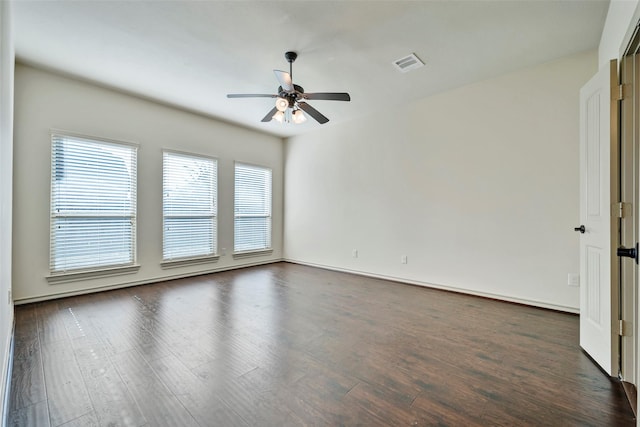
272, 110, 285, 123
292, 109, 307, 124
275, 97, 289, 112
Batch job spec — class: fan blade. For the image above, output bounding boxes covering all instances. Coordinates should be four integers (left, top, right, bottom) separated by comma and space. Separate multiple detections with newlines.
261, 106, 279, 122
297, 102, 329, 124
303, 92, 351, 101
274, 70, 293, 91
227, 94, 277, 98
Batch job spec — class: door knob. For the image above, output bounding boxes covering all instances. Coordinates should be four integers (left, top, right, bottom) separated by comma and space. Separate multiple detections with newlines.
617, 243, 638, 264
574, 225, 586, 233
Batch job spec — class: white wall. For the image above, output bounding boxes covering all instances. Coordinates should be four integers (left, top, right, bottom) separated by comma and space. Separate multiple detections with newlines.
12, 64, 284, 302
285, 50, 596, 312
599, 0, 640, 65
0, 0, 14, 420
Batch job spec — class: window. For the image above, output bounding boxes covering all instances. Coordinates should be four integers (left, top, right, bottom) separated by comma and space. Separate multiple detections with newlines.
234, 163, 272, 253
163, 151, 217, 261
50, 134, 137, 272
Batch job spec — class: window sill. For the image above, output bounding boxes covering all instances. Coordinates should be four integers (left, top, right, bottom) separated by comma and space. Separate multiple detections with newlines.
47, 264, 141, 285
232, 249, 273, 260
160, 255, 220, 269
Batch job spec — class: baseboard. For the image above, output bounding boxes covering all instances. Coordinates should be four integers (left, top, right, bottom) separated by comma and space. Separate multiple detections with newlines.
284, 258, 579, 314
14, 258, 284, 305
1, 321, 14, 427
14, 256, 580, 313
621, 380, 637, 418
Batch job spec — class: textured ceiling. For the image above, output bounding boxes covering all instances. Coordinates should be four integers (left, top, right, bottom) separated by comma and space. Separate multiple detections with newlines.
13, 0, 609, 137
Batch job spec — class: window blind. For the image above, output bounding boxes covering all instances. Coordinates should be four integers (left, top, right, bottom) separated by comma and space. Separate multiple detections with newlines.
50, 134, 137, 272
163, 151, 217, 260
234, 163, 272, 252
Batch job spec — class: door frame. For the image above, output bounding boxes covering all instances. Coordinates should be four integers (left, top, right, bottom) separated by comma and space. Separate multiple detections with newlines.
619, 49, 638, 390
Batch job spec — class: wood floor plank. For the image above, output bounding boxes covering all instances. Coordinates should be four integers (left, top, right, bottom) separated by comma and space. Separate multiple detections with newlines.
56, 411, 99, 427
71, 336, 147, 427
40, 340, 94, 426
214, 381, 300, 426
111, 349, 199, 427
9, 262, 636, 426
9, 353, 46, 412
36, 303, 69, 344
341, 381, 419, 426
10, 307, 46, 413
13, 305, 38, 339
410, 377, 489, 426
147, 353, 210, 397
175, 390, 249, 427
7, 400, 51, 427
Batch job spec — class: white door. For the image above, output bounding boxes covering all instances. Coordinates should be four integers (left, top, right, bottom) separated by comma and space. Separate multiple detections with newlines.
579, 60, 618, 376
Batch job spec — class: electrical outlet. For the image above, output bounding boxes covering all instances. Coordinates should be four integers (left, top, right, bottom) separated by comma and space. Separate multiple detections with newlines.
7, 290, 11, 304
221, 248, 226, 256
568, 273, 580, 287
401, 255, 408, 264
352, 249, 358, 258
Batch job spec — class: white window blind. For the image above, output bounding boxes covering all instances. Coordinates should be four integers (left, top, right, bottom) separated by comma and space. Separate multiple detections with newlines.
234, 163, 272, 252
163, 151, 217, 260
50, 134, 137, 272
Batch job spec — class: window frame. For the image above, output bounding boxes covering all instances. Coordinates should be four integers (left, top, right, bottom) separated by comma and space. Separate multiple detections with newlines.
161, 149, 219, 267
233, 161, 273, 257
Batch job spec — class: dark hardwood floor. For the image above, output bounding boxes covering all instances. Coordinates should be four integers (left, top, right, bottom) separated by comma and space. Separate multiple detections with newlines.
7, 262, 635, 426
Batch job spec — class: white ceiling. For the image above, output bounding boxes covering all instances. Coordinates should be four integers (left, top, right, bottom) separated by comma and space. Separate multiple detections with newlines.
13, 0, 609, 138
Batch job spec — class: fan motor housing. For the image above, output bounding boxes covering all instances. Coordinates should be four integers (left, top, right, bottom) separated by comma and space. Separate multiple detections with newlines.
278, 84, 304, 103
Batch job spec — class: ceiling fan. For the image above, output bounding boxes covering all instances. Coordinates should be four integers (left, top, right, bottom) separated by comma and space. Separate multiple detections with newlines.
227, 51, 351, 125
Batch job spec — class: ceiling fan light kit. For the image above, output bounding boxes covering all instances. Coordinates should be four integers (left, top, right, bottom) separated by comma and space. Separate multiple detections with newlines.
275, 97, 289, 112
273, 110, 285, 123
292, 109, 307, 124
227, 51, 351, 125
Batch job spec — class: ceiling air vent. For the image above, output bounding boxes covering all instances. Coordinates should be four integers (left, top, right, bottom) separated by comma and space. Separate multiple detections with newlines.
392, 53, 425, 73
